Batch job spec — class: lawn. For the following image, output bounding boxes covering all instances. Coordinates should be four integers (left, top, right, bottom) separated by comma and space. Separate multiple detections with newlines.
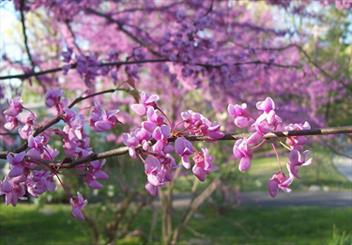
0, 204, 351, 245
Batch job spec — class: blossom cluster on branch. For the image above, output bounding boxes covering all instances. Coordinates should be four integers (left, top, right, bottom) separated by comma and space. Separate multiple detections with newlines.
0, 88, 314, 219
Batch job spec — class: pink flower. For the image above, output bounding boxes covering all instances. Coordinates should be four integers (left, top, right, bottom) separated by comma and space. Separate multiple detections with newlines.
233, 139, 252, 172
84, 161, 109, 189
144, 154, 177, 192
27, 170, 56, 197
256, 97, 275, 113
145, 182, 159, 196
122, 132, 140, 158
131, 92, 159, 116
268, 171, 293, 198
227, 103, 252, 128
285, 121, 311, 150
4, 98, 24, 131
144, 155, 163, 186
287, 149, 312, 178
18, 112, 37, 139
70, 192, 87, 220
0, 177, 26, 206
152, 125, 171, 153
247, 131, 264, 146
181, 110, 224, 139
146, 107, 165, 126
7, 152, 26, 178
175, 137, 193, 169
254, 110, 282, 134
192, 148, 216, 181
76, 54, 100, 87
4, 97, 23, 117
45, 88, 66, 114
90, 104, 120, 132
4, 115, 19, 131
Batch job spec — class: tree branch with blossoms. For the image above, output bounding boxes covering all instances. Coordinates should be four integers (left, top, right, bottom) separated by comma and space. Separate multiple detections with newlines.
0, 86, 352, 221
0, 57, 301, 81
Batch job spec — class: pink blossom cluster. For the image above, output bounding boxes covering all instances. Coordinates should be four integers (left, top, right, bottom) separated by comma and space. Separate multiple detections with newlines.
0, 135, 58, 206
123, 92, 222, 196
3, 97, 37, 140
228, 97, 311, 197
0, 89, 120, 219
61, 51, 104, 88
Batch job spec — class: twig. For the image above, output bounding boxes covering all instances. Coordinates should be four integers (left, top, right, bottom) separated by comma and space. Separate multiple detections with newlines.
20, 0, 35, 72
0, 58, 168, 80
169, 179, 220, 245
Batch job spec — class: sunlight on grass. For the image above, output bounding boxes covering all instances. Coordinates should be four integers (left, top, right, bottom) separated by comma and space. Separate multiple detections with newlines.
1, 204, 351, 245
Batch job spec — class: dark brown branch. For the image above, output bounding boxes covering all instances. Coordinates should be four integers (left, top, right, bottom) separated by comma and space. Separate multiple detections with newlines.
65, 21, 83, 54
0, 57, 300, 81
68, 87, 132, 108
0, 58, 168, 80
20, 0, 35, 71
85, 8, 162, 57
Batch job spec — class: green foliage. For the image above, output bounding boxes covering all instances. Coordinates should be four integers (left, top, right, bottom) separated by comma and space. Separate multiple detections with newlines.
328, 226, 352, 245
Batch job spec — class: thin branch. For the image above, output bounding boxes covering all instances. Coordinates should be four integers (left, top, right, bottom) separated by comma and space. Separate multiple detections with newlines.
68, 87, 132, 108
0, 58, 169, 80
324, 142, 352, 159
20, 0, 35, 71
294, 45, 352, 91
85, 8, 161, 57
65, 21, 83, 54
170, 179, 220, 245
0, 57, 301, 81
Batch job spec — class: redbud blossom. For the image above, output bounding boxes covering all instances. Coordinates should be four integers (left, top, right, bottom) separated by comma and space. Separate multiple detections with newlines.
90, 104, 120, 132
175, 137, 194, 169
192, 148, 216, 181
233, 139, 252, 172
287, 149, 312, 178
0, 177, 26, 206
268, 171, 293, 198
70, 192, 87, 220
227, 103, 252, 128
131, 92, 159, 116
181, 110, 224, 139
45, 88, 66, 114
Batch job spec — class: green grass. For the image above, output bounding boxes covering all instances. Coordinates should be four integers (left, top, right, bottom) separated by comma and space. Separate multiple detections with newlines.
183, 206, 352, 245
0, 204, 351, 245
0, 205, 90, 245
